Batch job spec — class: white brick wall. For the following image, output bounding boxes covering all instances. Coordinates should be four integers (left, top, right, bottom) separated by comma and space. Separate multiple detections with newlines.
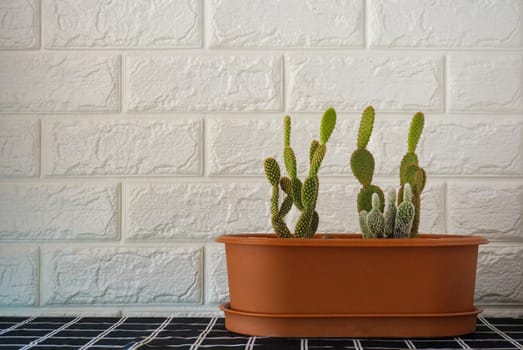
0, 0, 522, 316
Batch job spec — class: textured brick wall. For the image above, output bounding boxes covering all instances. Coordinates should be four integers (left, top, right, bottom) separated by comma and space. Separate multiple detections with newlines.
0, 0, 522, 317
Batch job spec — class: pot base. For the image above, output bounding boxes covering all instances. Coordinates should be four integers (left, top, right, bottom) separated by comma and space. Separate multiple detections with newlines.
220, 303, 482, 338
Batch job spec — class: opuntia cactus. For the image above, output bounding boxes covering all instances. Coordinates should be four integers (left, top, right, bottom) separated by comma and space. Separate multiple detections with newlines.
350, 106, 385, 213
264, 108, 336, 238
351, 107, 426, 239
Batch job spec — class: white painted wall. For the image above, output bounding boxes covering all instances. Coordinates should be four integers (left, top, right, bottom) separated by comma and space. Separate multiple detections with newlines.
0, 0, 522, 317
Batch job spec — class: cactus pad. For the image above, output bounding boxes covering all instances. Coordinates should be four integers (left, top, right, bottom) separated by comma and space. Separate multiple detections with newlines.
310, 144, 326, 177
320, 107, 337, 145
357, 106, 375, 149
284, 146, 297, 178
280, 176, 292, 194
350, 149, 375, 186
302, 176, 319, 209
400, 153, 419, 184
309, 140, 320, 164
284, 115, 291, 147
264, 158, 281, 187
408, 112, 424, 153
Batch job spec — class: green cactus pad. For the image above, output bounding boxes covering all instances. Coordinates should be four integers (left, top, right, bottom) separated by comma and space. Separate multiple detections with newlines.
291, 177, 303, 210
280, 176, 292, 194
357, 106, 375, 149
310, 144, 326, 177
264, 158, 281, 187
320, 108, 337, 145
359, 210, 371, 238
408, 112, 425, 153
350, 149, 375, 186
270, 186, 279, 215
284, 146, 297, 179
272, 215, 291, 238
412, 167, 426, 194
279, 195, 293, 217
399, 153, 419, 184
295, 209, 314, 237
357, 185, 384, 213
309, 140, 319, 164
284, 115, 291, 147
302, 175, 319, 210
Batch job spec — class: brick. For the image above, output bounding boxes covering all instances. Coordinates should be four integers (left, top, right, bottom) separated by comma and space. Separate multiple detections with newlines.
42, 246, 202, 304
369, 0, 523, 48
373, 118, 523, 176
448, 182, 523, 240
0, 246, 38, 306
126, 183, 272, 240
207, 117, 354, 176
287, 55, 442, 112
127, 55, 281, 112
422, 119, 523, 175
47, 119, 201, 176
448, 55, 523, 112
0, 183, 118, 240
205, 244, 228, 304
0, 55, 119, 112
0, 0, 39, 49
45, 0, 200, 48
209, 0, 363, 48
476, 246, 523, 304
0, 119, 39, 177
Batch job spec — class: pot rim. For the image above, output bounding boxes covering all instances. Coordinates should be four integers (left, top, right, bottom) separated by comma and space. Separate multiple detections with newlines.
216, 233, 488, 247
220, 303, 482, 319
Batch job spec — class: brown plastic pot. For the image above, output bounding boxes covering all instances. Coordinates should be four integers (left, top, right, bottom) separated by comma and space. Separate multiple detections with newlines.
216, 233, 488, 338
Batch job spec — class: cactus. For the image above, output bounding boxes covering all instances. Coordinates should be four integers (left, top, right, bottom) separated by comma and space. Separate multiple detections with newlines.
394, 184, 415, 238
350, 106, 385, 213
351, 107, 427, 239
265, 108, 336, 238
398, 112, 426, 237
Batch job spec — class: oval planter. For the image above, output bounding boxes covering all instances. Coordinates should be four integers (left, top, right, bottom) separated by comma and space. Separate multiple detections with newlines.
216, 233, 488, 338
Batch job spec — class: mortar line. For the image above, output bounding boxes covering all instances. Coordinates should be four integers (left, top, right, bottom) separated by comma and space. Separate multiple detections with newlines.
38, 0, 43, 51
201, 117, 207, 177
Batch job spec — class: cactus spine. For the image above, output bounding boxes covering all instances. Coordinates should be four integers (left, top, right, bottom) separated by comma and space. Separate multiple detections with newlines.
264, 108, 336, 238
